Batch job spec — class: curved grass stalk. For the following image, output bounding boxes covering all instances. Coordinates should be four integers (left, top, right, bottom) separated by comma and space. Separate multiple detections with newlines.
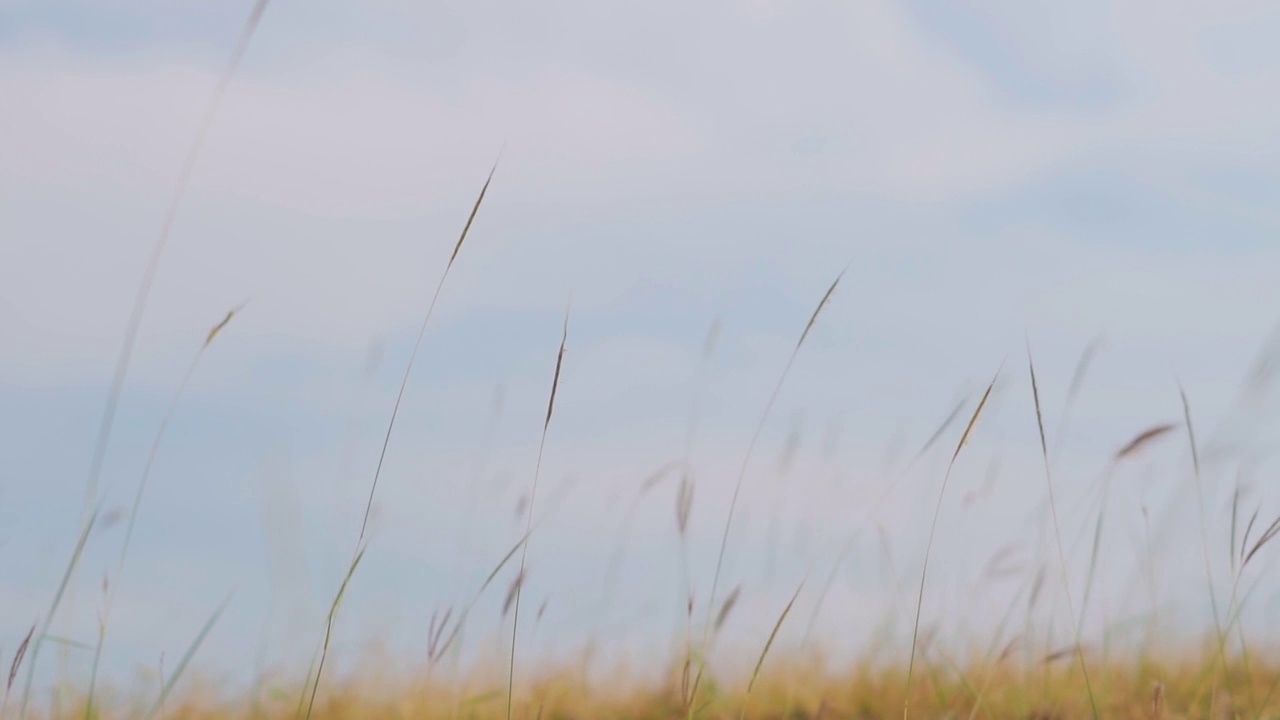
1027, 343, 1098, 719
37, 4, 269, 715
738, 580, 805, 720
144, 595, 232, 720
689, 268, 845, 714
507, 306, 569, 720
303, 160, 498, 720
17, 505, 101, 719
82, 0, 272, 515
904, 364, 1001, 719
84, 306, 242, 719
1179, 384, 1231, 709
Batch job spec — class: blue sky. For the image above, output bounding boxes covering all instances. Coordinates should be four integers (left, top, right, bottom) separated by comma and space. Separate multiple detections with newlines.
4, 0, 1280, 696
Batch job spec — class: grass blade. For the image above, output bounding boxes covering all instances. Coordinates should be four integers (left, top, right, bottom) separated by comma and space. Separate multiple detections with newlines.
899, 395, 970, 477
18, 505, 100, 719
304, 161, 498, 717
1181, 383, 1229, 698
1243, 514, 1280, 568
1113, 424, 1176, 462
59, 3, 268, 712
357, 159, 499, 546
739, 581, 806, 720
1051, 334, 1103, 462
904, 363, 1001, 719
597, 462, 687, 636
714, 586, 742, 635
7, 624, 33, 696
434, 531, 531, 661
1029, 338, 1100, 712
508, 305, 570, 720
145, 595, 232, 720
1230, 485, 1242, 578
85, 307, 241, 720
1078, 506, 1107, 633
502, 571, 526, 617
303, 547, 367, 720
748, 581, 804, 695
695, 268, 845, 708
82, 0, 271, 514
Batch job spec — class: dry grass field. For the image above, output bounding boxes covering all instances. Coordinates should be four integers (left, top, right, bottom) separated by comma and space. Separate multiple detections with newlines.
8, 3, 1280, 720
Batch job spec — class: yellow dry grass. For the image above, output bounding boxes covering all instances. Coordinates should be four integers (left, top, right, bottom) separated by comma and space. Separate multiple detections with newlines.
23, 652, 1280, 719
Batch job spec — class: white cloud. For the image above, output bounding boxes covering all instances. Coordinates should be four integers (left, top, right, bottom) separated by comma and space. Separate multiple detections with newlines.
7, 0, 1280, 681
0, 0, 1112, 376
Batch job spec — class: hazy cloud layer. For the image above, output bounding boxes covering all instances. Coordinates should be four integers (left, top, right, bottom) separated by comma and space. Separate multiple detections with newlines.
4, 0, 1280, 687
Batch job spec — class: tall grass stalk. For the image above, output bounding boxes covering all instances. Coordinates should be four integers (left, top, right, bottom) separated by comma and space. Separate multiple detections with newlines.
144, 595, 232, 720
785, 395, 976, 716
356, 160, 497, 547
597, 462, 685, 636
1020, 336, 1102, 614
82, 306, 241, 719
81, 0, 271, 515
674, 318, 719, 705
802, 391, 972, 649
965, 566, 1042, 720
453, 385, 506, 603
430, 469, 582, 678
879, 527, 949, 711
798, 389, 967, 648
1216, 523, 1280, 716
17, 502, 103, 720
689, 269, 844, 712
507, 305, 570, 720
1178, 384, 1232, 709
738, 581, 805, 720
1076, 423, 1177, 642
47, 4, 268, 713
302, 548, 365, 720
303, 161, 498, 720
1027, 343, 1099, 718
904, 364, 1001, 719
1050, 334, 1103, 468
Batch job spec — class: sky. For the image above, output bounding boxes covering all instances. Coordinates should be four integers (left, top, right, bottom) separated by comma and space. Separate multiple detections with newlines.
5, 0, 1280, 696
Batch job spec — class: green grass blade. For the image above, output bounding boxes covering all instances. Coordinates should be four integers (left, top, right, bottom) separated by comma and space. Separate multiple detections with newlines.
19, 504, 100, 719
145, 594, 232, 720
